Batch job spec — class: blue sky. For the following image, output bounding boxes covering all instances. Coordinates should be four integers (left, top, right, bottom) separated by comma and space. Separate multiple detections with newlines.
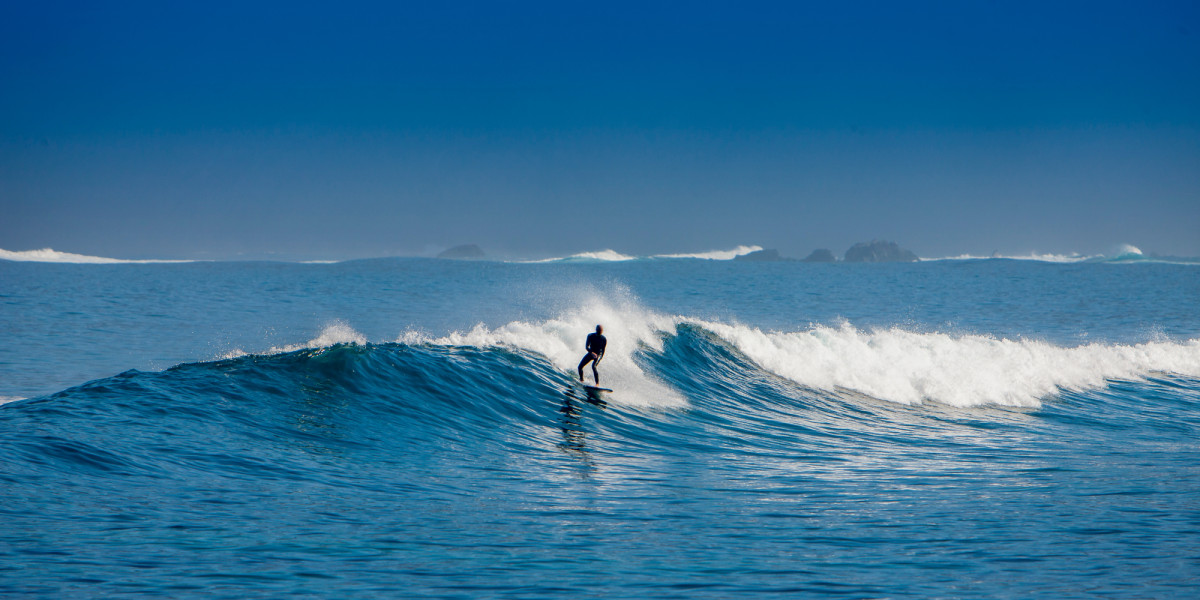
2, 1, 1198, 259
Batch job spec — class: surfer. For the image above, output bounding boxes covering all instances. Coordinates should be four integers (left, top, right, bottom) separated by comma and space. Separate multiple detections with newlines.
578, 325, 607, 384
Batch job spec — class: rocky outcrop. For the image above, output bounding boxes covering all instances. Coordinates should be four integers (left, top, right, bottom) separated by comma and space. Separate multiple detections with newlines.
801, 249, 837, 263
844, 240, 918, 263
734, 249, 786, 262
437, 244, 485, 259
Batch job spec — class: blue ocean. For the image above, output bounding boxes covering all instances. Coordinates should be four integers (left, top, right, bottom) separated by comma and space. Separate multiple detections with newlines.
2, 249, 1199, 598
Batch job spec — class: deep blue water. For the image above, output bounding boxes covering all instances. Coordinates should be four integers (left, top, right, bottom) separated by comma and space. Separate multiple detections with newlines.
2, 257, 1199, 598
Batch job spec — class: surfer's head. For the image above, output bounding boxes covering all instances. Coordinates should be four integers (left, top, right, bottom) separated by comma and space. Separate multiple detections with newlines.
596, 325, 603, 334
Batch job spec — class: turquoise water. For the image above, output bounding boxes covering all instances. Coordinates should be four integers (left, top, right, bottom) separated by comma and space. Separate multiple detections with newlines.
2, 258, 1199, 598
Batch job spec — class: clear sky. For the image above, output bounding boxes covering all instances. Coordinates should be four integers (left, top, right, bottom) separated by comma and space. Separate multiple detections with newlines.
2, 0, 1198, 260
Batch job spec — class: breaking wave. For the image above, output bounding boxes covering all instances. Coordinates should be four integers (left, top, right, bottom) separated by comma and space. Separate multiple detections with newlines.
518, 246, 762, 264
208, 301, 1200, 409
0, 247, 195, 264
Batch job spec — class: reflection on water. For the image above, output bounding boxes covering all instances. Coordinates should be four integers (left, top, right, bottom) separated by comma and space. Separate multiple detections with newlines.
557, 386, 606, 475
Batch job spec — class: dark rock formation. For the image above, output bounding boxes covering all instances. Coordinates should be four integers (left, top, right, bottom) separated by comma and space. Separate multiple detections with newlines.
437, 244, 485, 259
734, 249, 786, 262
801, 249, 837, 263
844, 240, 918, 263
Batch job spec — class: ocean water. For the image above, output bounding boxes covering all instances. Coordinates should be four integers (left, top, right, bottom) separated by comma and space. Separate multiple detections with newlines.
2, 253, 1199, 598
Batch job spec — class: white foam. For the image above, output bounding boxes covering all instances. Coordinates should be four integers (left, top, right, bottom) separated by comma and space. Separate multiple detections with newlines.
652, 245, 764, 260
926, 252, 1095, 263
1113, 243, 1143, 256
399, 296, 685, 408
521, 249, 640, 263
927, 245, 1153, 263
213, 322, 367, 360
0, 247, 194, 264
1107, 243, 1145, 259
267, 322, 368, 354
519, 245, 765, 263
691, 320, 1200, 407
0, 396, 26, 406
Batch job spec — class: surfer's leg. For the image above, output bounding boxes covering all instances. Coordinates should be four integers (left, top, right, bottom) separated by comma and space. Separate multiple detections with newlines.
577, 354, 594, 381
591, 362, 599, 385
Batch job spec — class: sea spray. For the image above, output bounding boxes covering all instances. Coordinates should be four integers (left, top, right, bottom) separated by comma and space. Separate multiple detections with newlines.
398, 297, 686, 408
691, 320, 1200, 407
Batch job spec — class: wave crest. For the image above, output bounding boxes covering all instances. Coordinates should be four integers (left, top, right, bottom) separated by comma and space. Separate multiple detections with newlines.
693, 321, 1200, 407
517, 245, 764, 263
927, 252, 1095, 263
208, 302, 1200, 409
521, 249, 639, 263
0, 247, 194, 264
652, 245, 763, 260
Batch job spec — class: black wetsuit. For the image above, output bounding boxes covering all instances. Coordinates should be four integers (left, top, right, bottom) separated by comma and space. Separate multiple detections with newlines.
585, 332, 607, 356
578, 332, 607, 383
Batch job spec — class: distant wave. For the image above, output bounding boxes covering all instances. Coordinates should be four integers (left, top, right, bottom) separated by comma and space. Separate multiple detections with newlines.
523, 249, 639, 263
519, 246, 762, 264
1110, 243, 1143, 258
651, 245, 763, 260
922, 244, 1200, 264
926, 252, 1097, 263
0, 248, 194, 264
0, 396, 25, 407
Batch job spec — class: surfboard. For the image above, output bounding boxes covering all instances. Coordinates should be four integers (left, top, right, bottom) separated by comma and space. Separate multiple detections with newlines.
582, 384, 612, 393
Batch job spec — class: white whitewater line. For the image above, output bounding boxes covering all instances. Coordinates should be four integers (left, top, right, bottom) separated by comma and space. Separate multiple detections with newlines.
516, 245, 763, 263
691, 320, 1200, 408
926, 245, 1145, 263
924, 252, 1097, 263
517, 249, 640, 263
652, 245, 763, 260
0, 396, 26, 407
0, 248, 196, 264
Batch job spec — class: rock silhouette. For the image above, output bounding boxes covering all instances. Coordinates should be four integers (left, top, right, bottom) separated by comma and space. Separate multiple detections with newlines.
844, 240, 918, 262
